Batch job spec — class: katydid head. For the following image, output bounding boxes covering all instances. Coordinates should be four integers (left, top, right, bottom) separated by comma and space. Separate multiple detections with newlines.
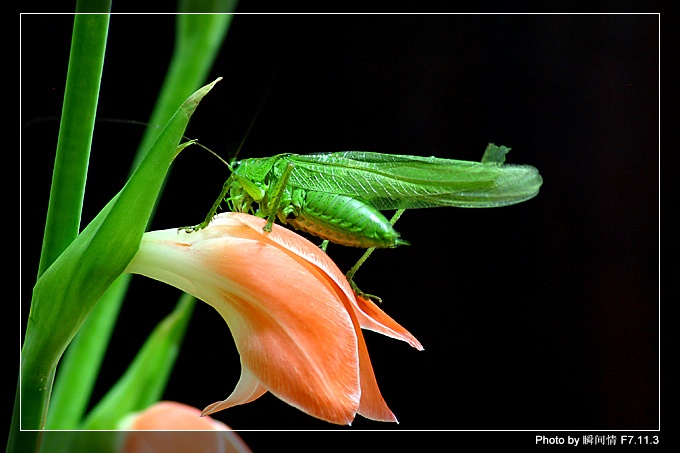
230, 159, 268, 201
190, 142, 269, 216
219, 158, 267, 216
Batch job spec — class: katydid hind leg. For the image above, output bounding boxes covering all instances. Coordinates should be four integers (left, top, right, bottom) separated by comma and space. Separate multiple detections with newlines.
347, 245, 383, 303
346, 209, 406, 302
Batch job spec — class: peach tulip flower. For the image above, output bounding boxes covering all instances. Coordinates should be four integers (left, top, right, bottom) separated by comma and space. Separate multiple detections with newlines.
126, 212, 423, 425
120, 401, 251, 453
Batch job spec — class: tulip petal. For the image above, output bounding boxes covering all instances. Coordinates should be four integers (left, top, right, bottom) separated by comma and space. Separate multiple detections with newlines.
228, 214, 402, 422
202, 249, 361, 425
353, 296, 424, 351
132, 217, 363, 424
129, 213, 422, 425
130, 401, 231, 430
202, 367, 267, 416
122, 402, 252, 453
347, 308, 399, 423
232, 213, 423, 350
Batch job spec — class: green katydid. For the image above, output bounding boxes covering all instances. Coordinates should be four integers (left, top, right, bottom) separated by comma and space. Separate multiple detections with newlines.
183, 143, 543, 250
76, 113, 542, 299
183, 142, 541, 301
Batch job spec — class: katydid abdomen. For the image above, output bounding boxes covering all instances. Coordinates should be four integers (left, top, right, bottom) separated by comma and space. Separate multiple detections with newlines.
284, 190, 409, 248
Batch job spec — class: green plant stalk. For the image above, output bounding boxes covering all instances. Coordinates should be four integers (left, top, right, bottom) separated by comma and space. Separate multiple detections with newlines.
13, 10, 110, 453
81, 295, 196, 431
12, 79, 221, 453
37, 12, 110, 278
45, 11, 235, 431
178, 0, 239, 13
40, 295, 196, 453
43, 275, 131, 430
132, 13, 233, 171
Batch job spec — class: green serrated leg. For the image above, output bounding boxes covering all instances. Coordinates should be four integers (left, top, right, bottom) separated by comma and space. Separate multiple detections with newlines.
319, 239, 330, 252
263, 160, 295, 232
346, 208, 406, 302
180, 176, 233, 233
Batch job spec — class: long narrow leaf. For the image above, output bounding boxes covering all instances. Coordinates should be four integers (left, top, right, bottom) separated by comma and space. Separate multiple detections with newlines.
43, 275, 131, 430
13, 10, 110, 453
40, 296, 197, 453
37, 12, 110, 277
132, 12, 234, 170
81, 295, 196, 431
19, 78, 221, 439
45, 12, 235, 430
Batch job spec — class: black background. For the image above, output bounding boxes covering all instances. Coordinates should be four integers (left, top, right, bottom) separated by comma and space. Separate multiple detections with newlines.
20, 10, 659, 437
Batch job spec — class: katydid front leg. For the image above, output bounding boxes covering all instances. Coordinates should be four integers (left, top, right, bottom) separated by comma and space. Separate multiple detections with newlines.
263, 160, 295, 232
181, 177, 233, 233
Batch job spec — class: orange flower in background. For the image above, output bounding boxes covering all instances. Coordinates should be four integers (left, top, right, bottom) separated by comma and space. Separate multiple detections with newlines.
121, 401, 251, 453
126, 212, 423, 425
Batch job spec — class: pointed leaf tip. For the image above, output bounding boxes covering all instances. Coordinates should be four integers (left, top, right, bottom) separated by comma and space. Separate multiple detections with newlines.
182, 77, 223, 114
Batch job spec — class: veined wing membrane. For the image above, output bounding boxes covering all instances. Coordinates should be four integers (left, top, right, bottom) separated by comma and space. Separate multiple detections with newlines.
284, 151, 543, 210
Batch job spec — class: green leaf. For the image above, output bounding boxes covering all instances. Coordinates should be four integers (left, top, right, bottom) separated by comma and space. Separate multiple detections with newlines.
43, 275, 131, 430
37, 12, 110, 277
20, 78, 221, 436
45, 12, 236, 431
11, 10, 111, 453
132, 12, 234, 171
80, 295, 196, 431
